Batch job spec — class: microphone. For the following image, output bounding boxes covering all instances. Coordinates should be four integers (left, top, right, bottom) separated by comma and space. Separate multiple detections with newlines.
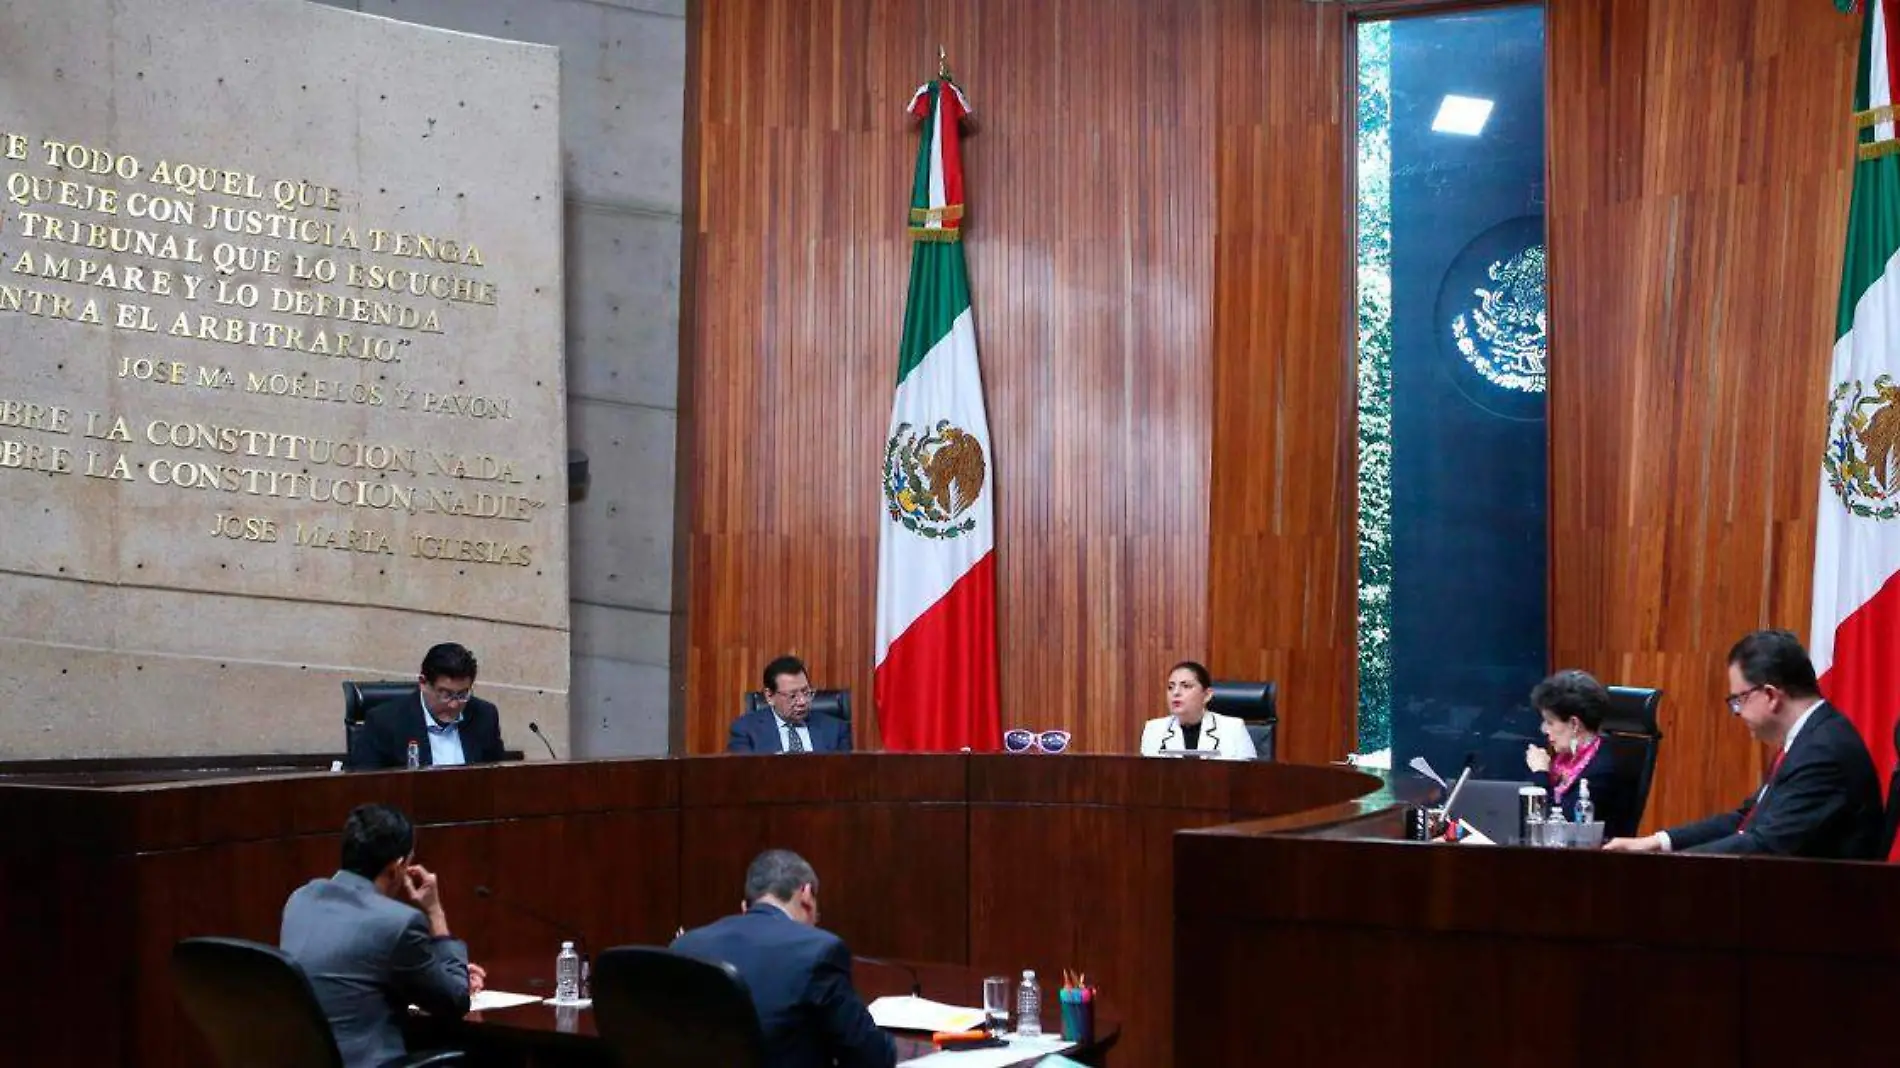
853, 954, 923, 997
528, 721, 560, 761
1440, 757, 1476, 818
474, 884, 585, 952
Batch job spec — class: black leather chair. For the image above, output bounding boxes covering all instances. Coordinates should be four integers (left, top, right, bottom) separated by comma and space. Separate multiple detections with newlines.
742, 688, 853, 723
342, 679, 415, 753
1210, 680, 1278, 761
593, 946, 764, 1068
1602, 686, 1664, 829
170, 936, 461, 1068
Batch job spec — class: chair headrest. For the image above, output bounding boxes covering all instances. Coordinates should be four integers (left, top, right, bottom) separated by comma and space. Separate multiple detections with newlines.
592, 946, 764, 1065
1602, 686, 1663, 737
170, 937, 341, 1065
343, 680, 418, 724
1209, 680, 1277, 722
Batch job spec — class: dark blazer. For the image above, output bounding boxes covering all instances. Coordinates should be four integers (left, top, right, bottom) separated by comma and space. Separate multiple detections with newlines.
1665, 702, 1884, 859
671, 903, 894, 1068
1532, 739, 1641, 839
346, 692, 506, 770
726, 709, 853, 754
280, 871, 470, 1068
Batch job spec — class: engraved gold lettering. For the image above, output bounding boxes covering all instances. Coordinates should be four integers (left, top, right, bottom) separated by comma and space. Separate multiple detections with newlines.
0, 438, 73, 473
83, 412, 132, 441
0, 400, 71, 433
211, 513, 279, 542
82, 450, 131, 479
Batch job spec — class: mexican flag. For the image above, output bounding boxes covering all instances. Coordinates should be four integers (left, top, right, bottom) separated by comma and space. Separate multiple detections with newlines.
873, 71, 1000, 752
1812, 0, 1900, 850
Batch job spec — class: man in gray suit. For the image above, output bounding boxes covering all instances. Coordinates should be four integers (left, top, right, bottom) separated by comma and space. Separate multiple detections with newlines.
281, 803, 484, 1068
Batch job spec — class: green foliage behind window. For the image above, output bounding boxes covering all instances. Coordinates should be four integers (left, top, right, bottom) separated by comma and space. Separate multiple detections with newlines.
1355, 21, 1394, 754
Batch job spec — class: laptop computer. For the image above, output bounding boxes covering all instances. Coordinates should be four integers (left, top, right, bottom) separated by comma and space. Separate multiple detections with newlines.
1445, 779, 1530, 845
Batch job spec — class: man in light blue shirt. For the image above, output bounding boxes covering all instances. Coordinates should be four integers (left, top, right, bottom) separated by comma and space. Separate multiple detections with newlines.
346, 643, 509, 769
421, 689, 468, 766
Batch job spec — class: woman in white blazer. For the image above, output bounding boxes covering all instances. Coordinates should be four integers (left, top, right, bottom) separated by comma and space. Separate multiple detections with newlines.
1139, 661, 1258, 760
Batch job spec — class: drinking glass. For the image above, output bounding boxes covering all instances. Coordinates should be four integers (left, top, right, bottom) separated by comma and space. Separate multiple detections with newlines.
982, 975, 1011, 1033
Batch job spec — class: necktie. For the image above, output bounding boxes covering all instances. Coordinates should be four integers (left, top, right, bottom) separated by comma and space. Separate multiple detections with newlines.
1737, 750, 1786, 833
785, 723, 806, 753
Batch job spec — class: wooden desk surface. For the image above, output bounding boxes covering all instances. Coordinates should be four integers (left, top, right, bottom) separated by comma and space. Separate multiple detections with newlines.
413, 957, 1119, 1066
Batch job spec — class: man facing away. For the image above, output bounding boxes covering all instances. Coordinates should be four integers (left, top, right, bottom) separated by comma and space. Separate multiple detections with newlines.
672, 849, 895, 1068
1604, 629, 1884, 858
347, 642, 507, 769
281, 803, 485, 1068
727, 655, 853, 753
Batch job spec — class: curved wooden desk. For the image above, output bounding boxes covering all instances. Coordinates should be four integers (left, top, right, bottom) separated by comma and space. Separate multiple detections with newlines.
0, 753, 1378, 1068
1173, 792, 1900, 1068
412, 957, 1121, 1066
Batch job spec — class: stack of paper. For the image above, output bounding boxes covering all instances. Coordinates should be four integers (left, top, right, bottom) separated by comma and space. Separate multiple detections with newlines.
867, 995, 988, 1033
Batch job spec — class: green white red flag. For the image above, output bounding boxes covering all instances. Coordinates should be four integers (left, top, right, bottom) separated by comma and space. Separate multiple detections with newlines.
1812, 0, 1900, 856
873, 70, 1000, 751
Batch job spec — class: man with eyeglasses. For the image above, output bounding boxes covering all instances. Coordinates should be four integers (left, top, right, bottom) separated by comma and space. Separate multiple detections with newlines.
347, 642, 508, 769
1604, 629, 1883, 858
728, 655, 853, 753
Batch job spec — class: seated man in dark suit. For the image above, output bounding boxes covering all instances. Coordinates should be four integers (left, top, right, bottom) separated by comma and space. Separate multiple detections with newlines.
727, 655, 852, 753
346, 642, 506, 769
280, 803, 485, 1068
1605, 629, 1884, 858
672, 849, 894, 1068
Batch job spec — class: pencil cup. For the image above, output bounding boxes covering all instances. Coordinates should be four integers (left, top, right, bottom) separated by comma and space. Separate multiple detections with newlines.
1059, 995, 1094, 1043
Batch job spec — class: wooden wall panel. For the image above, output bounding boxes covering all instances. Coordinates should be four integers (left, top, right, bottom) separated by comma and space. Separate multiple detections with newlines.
1207, 0, 1356, 766
683, 0, 1357, 757
1546, 0, 1859, 830
684, 0, 1248, 754
684, 0, 1862, 824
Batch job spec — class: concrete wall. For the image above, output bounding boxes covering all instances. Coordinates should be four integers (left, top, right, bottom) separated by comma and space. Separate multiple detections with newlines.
0, 0, 570, 757
311, 0, 686, 757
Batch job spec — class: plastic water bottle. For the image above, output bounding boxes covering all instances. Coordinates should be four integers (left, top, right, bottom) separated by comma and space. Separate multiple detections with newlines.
405, 740, 420, 770
1015, 970, 1042, 1036
1542, 797, 1568, 847
1574, 779, 1595, 824
555, 941, 580, 1002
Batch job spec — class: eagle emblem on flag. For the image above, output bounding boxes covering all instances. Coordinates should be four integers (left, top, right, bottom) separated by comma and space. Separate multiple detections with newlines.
882, 419, 985, 539
1824, 375, 1900, 519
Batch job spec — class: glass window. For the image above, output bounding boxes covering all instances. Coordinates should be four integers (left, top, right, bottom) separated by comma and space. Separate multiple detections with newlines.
1354, 5, 1548, 781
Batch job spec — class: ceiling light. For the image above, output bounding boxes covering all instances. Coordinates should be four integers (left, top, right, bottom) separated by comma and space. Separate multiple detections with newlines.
1431, 95, 1494, 136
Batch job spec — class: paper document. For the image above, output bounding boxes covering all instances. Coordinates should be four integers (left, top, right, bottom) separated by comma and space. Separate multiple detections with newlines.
1407, 756, 1446, 789
470, 989, 542, 1012
411, 989, 543, 1016
1451, 820, 1495, 846
868, 995, 988, 1033
896, 1033, 1074, 1067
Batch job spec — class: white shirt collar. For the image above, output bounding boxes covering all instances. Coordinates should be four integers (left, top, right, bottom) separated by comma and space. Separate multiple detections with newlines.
420, 690, 463, 733
1781, 698, 1824, 752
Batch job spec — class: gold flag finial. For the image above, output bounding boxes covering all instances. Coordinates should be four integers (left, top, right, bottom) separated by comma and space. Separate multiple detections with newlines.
938, 45, 951, 80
